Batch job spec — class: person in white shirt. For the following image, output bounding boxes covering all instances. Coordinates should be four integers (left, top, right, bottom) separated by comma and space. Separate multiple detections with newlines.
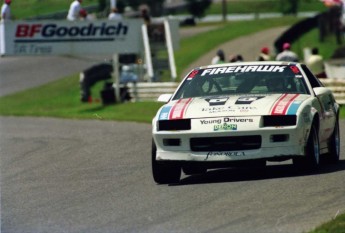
276, 42, 299, 62
1, 0, 11, 21
306, 47, 327, 78
67, 0, 83, 21
108, 8, 122, 20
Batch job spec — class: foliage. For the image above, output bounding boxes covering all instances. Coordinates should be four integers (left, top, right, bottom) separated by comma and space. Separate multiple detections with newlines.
280, 0, 299, 15
186, 0, 212, 19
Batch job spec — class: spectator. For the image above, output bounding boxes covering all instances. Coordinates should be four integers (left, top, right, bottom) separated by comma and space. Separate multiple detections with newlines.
1, 0, 11, 21
211, 49, 225, 64
257, 47, 271, 61
236, 54, 244, 62
79, 8, 87, 20
108, 8, 122, 20
306, 47, 327, 78
67, 0, 83, 21
120, 65, 138, 84
276, 42, 299, 62
229, 54, 244, 62
140, 5, 151, 25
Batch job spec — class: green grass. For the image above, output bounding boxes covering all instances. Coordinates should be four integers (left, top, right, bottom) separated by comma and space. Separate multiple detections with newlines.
308, 213, 345, 233
176, 17, 301, 76
292, 28, 341, 60
0, 75, 162, 123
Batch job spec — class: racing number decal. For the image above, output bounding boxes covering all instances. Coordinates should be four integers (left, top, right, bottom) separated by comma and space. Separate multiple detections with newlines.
235, 96, 265, 104
205, 97, 229, 106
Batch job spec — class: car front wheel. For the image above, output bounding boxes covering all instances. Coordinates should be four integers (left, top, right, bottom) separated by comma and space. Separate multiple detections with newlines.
293, 124, 320, 170
152, 140, 181, 184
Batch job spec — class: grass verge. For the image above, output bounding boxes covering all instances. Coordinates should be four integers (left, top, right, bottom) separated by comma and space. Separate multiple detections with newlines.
0, 75, 162, 123
308, 213, 345, 233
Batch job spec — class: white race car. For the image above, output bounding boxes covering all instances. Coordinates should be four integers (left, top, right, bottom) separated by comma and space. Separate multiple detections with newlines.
152, 61, 340, 184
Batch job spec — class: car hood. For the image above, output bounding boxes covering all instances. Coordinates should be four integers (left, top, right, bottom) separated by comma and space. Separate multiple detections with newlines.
157, 94, 311, 120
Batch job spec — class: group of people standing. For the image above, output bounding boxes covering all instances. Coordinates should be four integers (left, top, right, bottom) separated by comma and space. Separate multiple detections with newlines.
212, 42, 327, 78
66, 0, 122, 21
1, 0, 123, 21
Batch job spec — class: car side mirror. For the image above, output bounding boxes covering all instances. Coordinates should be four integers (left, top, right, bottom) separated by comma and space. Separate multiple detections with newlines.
313, 87, 332, 97
157, 94, 172, 103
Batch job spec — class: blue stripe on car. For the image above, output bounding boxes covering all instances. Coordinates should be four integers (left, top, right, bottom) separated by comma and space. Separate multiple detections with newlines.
159, 106, 172, 120
287, 101, 302, 115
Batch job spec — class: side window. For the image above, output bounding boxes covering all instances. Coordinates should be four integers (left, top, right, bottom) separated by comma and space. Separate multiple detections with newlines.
301, 64, 323, 88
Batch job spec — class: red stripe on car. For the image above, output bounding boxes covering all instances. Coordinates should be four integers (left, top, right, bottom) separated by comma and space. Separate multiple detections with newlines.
271, 94, 299, 115
169, 98, 192, 119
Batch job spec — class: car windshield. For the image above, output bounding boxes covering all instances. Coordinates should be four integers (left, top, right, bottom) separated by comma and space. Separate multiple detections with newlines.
173, 64, 309, 100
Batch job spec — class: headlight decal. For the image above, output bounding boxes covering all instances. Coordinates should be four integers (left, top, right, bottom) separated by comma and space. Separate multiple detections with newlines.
263, 115, 297, 127
158, 119, 191, 131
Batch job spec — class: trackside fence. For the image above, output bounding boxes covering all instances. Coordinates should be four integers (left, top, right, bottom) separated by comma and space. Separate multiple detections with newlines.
320, 79, 345, 105
127, 80, 345, 105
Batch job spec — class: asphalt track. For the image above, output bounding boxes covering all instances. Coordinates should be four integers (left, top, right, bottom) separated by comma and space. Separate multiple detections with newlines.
1, 117, 345, 233
1, 27, 345, 233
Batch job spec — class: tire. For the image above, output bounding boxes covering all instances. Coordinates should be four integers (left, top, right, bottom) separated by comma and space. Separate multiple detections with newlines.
326, 119, 340, 163
152, 140, 181, 184
182, 165, 207, 175
294, 124, 320, 170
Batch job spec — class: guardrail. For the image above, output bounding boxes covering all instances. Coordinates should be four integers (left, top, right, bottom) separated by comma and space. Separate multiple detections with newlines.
127, 80, 345, 105
127, 82, 179, 101
320, 79, 345, 105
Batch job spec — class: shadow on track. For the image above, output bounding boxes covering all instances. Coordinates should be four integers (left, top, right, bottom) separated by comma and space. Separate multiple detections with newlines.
174, 160, 345, 186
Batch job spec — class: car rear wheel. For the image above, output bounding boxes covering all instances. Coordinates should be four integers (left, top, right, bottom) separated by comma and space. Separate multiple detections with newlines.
326, 119, 340, 163
152, 140, 181, 184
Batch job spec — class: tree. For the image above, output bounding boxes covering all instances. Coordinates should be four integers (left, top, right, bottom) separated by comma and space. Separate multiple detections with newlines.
280, 0, 299, 15
186, 0, 212, 19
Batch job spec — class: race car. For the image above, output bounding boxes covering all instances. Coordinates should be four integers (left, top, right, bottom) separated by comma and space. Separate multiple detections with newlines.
152, 61, 340, 184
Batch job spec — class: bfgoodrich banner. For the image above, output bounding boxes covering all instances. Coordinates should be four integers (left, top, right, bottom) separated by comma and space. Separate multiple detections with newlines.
0, 19, 143, 56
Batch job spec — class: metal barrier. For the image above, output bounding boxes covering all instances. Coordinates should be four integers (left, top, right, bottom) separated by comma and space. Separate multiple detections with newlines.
127, 82, 179, 101
321, 79, 345, 105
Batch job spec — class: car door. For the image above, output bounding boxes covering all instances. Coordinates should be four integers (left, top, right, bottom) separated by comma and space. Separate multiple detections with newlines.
302, 65, 337, 142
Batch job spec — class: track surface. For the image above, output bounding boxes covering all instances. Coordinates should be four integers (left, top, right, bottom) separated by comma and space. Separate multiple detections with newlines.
1, 116, 345, 233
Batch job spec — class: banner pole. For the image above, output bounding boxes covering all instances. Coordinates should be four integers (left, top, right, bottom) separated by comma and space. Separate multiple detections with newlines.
113, 53, 120, 103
